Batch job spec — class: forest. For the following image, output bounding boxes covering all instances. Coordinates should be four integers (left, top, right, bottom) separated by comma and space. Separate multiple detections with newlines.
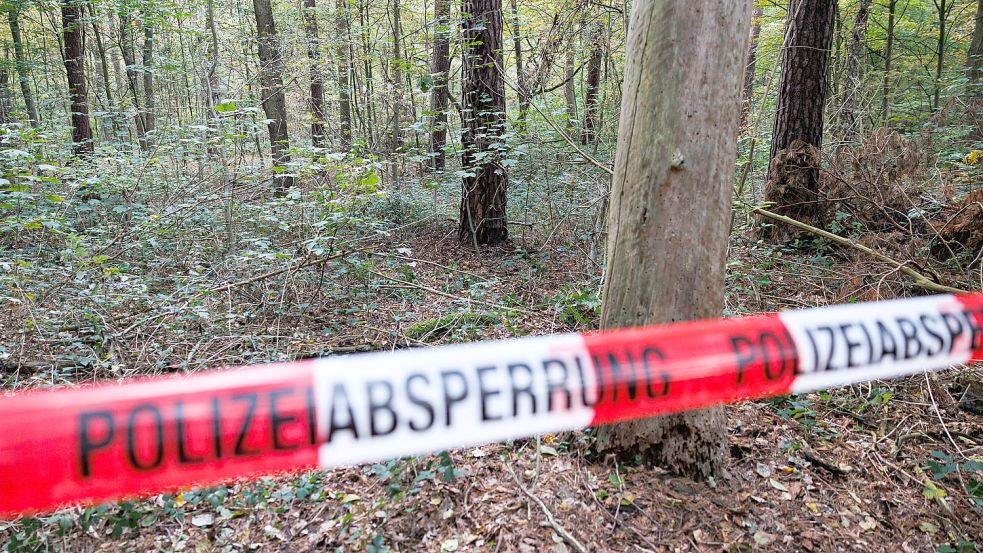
0, 0, 982, 550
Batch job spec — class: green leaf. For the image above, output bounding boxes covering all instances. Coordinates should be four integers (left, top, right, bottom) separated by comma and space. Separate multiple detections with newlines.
923, 481, 947, 500
46, 194, 64, 203
214, 100, 237, 113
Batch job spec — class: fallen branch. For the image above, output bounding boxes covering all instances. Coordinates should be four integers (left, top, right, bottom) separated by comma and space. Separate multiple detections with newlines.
508, 464, 589, 553
749, 205, 968, 295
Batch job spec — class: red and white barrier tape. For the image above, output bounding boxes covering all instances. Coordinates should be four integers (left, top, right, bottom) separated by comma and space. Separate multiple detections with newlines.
1, 294, 981, 518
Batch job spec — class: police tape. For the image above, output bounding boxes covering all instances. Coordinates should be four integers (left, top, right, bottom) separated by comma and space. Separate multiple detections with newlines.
1, 293, 981, 518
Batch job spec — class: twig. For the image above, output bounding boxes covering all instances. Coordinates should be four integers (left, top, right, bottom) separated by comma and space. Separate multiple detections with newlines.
206, 251, 350, 293
748, 205, 968, 294
356, 265, 532, 315
507, 463, 589, 553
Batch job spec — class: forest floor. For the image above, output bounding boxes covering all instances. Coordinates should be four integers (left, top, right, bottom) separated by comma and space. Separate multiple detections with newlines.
1, 145, 982, 552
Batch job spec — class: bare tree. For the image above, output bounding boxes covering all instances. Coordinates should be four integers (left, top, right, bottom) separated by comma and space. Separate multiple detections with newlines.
6, 4, 39, 126
303, 0, 326, 148
62, 0, 94, 156
428, 0, 451, 169
596, 1, 751, 478
252, 0, 294, 192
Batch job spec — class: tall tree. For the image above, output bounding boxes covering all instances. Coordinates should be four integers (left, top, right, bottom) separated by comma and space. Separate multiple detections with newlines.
510, 0, 528, 132
881, 0, 897, 123
761, 0, 835, 241
837, 0, 872, 139
6, 5, 39, 127
252, 0, 294, 192
966, 0, 983, 135
119, 9, 148, 150
933, 0, 954, 111
303, 0, 326, 148
597, 0, 751, 478
61, 0, 94, 156
564, 46, 578, 135
459, 0, 508, 246
141, 18, 156, 138
581, 23, 603, 145
428, 0, 451, 169
336, 0, 353, 149
741, 4, 764, 128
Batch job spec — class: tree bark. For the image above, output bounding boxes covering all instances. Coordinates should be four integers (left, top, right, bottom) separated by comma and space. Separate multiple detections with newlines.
966, 0, 983, 136
0, 61, 12, 124
7, 7, 39, 127
303, 0, 326, 148
459, 0, 508, 246
252, 0, 294, 193
837, 0, 872, 139
61, 0, 94, 156
761, 0, 835, 242
581, 25, 602, 145
141, 21, 156, 138
119, 10, 148, 150
510, 0, 528, 132
336, 0, 353, 149
596, 0, 750, 479
933, 0, 951, 111
87, 3, 118, 137
564, 46, 578, 135
881, 0, 896, 123
740, 5, 763, 128
428, 0, 451, 170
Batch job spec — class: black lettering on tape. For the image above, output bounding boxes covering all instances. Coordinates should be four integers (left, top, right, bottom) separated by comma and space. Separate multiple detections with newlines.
327, 382, 359, 441
508, 363, 537, 416
175, 401, 204, 464
542, 359, 572, 412
476, 366, 502, 422
876, 320, 898, 363
920, 314, 946, 356
896, 317, 923, 360
640, 348, 671, 397
232, 393, 260, 456
126, 404, 164, 471
405, 373, 435, 431
440, 369, 469, 427
731, 335, 755, 384
966, 309, 982, 351
305, 386, 317, 445
840, 323, 863, 369
941, 313, 964, 354
211, 397, 223, 459
573, 356, 598, 407
79, 410, 115, 478
366, 380, 397, 437
270, 388, 298, 450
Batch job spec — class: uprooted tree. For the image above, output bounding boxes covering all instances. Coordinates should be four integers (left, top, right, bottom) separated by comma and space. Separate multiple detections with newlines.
595, 0, 751, 478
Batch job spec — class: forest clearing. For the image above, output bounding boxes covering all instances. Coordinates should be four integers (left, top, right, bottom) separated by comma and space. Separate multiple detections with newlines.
0, 0, 982, 550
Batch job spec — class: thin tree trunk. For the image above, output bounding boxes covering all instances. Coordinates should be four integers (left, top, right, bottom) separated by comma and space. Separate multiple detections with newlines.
934, 0, 949, 111
459, 0, 508, 246
142, 21, 156, 138
510, 0, 528, 132
62, 0, 94, 156
303, 0, 326, 148
86, 4, 118, 137
336, 0, 353, 148
390, 0, 404, 156
761, 0, 835, 241
838, 0, 872, 139
119, 10, 148, 150
428, 0, 451, 169
564, 46, 577, 134
581, 25, 602, 145
966, 0, 983, 136
252, 0, 294, 193
596, 0, 751, 479
881, 0, 897, 123
8, 8, 39, 127
0, 56, 12, 124
741, 5, 763, 128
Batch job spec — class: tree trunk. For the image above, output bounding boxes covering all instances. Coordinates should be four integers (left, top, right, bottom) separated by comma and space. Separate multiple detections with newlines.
881, 0, 896, 123
0, 60, 12, 125
740, 5, 763, 128
459, 0, 508, 246
934, 0, 950, 111
564, 46, 578, 135
303, 0, 326, 148
596, 0, 750, 479
336, 0, 353, 149
8, 8, 39, 127
966, 0, 983, 136
428, 0, 451, 170
141, 21, 156, 138
252, 0, 294, 193
61, 0, 94, 156
87, 3, 118, 137
761, 0, 835, 242
581, 25, 602, 145
119, 10, 148, 150
510, 0, 528, 132
389, 0, 405, 154
837, 0, 872, 140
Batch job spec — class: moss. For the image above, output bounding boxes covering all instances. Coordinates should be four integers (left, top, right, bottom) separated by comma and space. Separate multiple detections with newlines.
404, 312, 498, 341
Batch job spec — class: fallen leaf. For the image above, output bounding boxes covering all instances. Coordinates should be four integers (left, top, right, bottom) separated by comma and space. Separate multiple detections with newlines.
770, 479, 789, 492
753, 531, 775, 546
919, 522, 939, 534
191, 514, 214, 527
756, 463, 772, 478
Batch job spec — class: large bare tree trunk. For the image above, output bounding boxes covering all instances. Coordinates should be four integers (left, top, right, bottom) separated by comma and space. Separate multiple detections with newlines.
7, 8, 39, 127
428, 0, 451, 170
303, 0, 326, 148
61, 0, 94, 156
252, 0, 294, 193
596, 1, 750, 479
459, 0, 508, 246
740, 5, 763, 128
761, 0, 835, 242
336, 0, 353, 149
